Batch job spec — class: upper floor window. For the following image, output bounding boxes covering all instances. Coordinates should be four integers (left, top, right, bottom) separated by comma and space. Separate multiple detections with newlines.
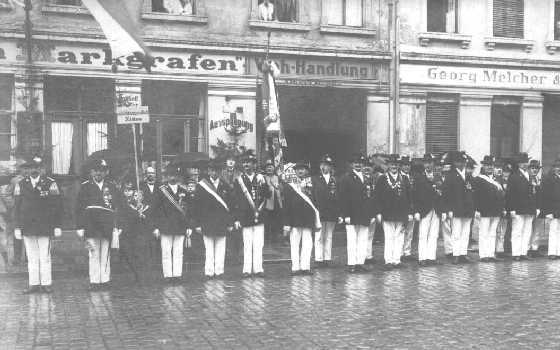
427, 0, 457, 33
152, 0, 194, 15
257, 0, 298, 23
0, 0, 13, 10
493, 0, 524, 38
555, 0, 560, 40
324, 0, 363, 27
0, 75, 13, 161
50, 0, 82, 5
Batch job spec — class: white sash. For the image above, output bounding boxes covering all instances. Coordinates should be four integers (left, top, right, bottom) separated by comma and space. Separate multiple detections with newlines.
237, 176, 257, 212
199, 178, 229, 212
85, 205, 114, 213
477, 174, 503, 191
159, 185, 186, 216
288, 183, 322, 230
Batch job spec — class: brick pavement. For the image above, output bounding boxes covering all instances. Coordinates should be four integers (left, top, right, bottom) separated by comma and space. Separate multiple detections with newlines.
3, 251, 560, 350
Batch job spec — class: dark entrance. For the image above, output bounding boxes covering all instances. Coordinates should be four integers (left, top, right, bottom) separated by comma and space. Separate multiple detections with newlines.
543, 95, 560, 171
278, 86, 366, 171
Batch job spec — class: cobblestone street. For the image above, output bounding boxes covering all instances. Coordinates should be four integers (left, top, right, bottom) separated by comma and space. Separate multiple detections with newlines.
3, 252, 560, 350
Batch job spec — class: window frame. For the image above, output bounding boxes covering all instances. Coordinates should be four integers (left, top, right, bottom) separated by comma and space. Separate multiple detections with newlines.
491, 0, 524, 39
141, 0, 208, 24
426, 0, 459, 34
0, 0, 13, 11
42, 0, 91, 16
249, 0, 312, 32
0, 112, 14, 161
319, 0, 376, 37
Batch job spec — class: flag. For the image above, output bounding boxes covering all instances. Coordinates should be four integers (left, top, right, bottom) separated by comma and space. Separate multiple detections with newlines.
260, 60, 286, 168
80, 0, 152, 72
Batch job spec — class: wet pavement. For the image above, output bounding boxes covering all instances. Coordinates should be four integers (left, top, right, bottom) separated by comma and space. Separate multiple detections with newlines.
3, 251, 560, 350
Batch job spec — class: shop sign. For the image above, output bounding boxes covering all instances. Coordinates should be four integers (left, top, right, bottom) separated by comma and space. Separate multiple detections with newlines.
116, 92, 149, 124
210, 104, 254, 135
401, 64, 560, 90
251, 57, 386, 82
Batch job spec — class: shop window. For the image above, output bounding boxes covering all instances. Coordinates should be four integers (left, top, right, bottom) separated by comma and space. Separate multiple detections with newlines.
493, 0, 524, 38
46, 77, 114, 175
427, 0, 457, 33
425, 94, 458, 154
324, 0, 363, 27
555, 0, 560, 40
0, 75, 13, 161
491, 99, 520, 158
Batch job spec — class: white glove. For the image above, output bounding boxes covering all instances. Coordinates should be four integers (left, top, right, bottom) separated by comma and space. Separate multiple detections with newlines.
510, 211, 517, 217
14, 228, 22, 240
474, 211, 481, 219
407, 214, 414, 222
376, 214, 382, 223
344, 217, 351, 224
447, 211, 454, 219
370, 218, 376, 225
186, 228, 192, 237
54, 228, 62, 237
76, 229, 85, 238
195, 227, 202, 234
414, 213, 421, 221
546, 214, 554, 220
153, 228, 160, 238
536, 209, 541, 217
112, 228, 121, 236
234, 221, 242, 230
337, 217, 344, 224
502, 211, 507, 217
283, 226, 291, 234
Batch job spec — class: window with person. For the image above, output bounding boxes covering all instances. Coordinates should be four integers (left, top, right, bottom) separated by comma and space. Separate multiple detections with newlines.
258, 0, 298, 23
324, 0, 363, 27
427, 0, 458, 33
152, 0, 194, 15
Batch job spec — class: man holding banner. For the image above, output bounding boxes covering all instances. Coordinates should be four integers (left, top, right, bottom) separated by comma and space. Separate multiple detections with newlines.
195, 160, 234, 279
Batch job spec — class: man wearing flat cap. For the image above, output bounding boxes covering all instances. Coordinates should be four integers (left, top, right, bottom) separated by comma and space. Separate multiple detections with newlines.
506, 152, 538, 261
233, 153, 271, 278
441, 151, 475, 264
151, 164, 192, 282
76, 159, 122, 290
283, 161, 321, 275
14, 156, 63, 294
473, 155, 505, 262
374, 154, 413, 268
339, 153, 373, 272
311, 154, 340, 267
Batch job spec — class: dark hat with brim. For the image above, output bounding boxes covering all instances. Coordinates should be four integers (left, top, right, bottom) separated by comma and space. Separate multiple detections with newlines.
24, 155, 45, 168
399, 155, 411, 165
447, 151, 467, 164
350, 153, 367, 164
242, 154, 258, 164
481, 155, 495, 166
207, 159, 222, 170
165, 164, 182, 176
294, 161, 310, 170
515, 152, 530, 164
319, 154, 334, 165
89, 158, 109, 171
422, 153, 436, 163
387, 154, 400, 164
529, 159, 541, 169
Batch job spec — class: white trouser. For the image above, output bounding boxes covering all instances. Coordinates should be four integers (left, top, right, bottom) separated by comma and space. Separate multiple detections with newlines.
23, 236, 52, 286
160, 234, 185, 278
383, 221, 405, 264
496, 218, 508, 253
548, 219, 560, 256
402, 220, 415, 256
442, 218, 453, 255
478, 217, 500, 259
315, 221, 335, 262
511, 215, 533, 257
418, 210, 439, 261
531, 218, 546, 251
87, 238, 111, 284
451, 217, 472, 257
203, 235, 226, 276
290, 227, 313, 271
367, 221, 376, 259
242, 224, 264, 274
346, 224, 368, 266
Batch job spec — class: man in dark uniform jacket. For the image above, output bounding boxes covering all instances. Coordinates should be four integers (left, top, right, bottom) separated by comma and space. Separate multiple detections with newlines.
233, 153, 271, 278
412, 154, 440, 266
194, 160, 234, 279
311, 154, 340, 267
542, 158, 560, 259
283, 161, 321, 275
76, 159, 122, 290
505, 152, 537, 261
151, 165, 192, 282
139, 166, 161, 265
399, 156, 415, 261
441, 151, 475, 264
339, 154, 373, 272
375, 154, 413, 268
363, 159, 379, 264
14, 156, 63, 294
473, 156, 505, 262
528, 159, 545, 258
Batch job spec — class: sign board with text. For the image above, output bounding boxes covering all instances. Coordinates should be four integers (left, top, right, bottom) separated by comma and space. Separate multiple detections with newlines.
117, 106, 150, 124
401, 64, 560, 91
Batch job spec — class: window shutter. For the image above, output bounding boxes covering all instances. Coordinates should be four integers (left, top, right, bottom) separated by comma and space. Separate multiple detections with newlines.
426, 95, 458, 154
493, 0, 524, 38
427, 0, 446, 32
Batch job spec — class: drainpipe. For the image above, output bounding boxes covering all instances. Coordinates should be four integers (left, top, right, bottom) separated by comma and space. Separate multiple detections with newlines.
389, 0, 400, 154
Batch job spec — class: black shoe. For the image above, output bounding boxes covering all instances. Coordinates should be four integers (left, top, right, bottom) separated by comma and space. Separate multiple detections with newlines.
88, 283, 100, 291
402, 255, 416, 262
41, 286, 53, 294
290, 270, 301, 276
254, 272, 265, 278
512, 256, 521, 261
549, 255, 558, 260
431, 259, 443, 265
491, 256, 504, 262
520, 255, 530, 261
452, 257, 461, 265
314, 261, 325, 268
22, 286, 40, 294
393, 263, 404, 269
301, 270, 314, 276
323, 260, 333, 267
364, 258, 375, 265
356, 265, 370, 272
242, 273, 252, 279
204, 275, 214, 281
529, 250, 543, 258
384, 264, 394, 270
480, 257, 490, 263
459, 256, 472, 264
418, 260, 427, 266
99, 282, 111, 289
347, 265, 356, 273
445, 253, 453, 258
496, 252, 506, 259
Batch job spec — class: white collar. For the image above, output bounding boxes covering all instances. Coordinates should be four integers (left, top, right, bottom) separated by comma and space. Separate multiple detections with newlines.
322, 173, 330, 182
387, 171, 399, 182
168, 183, 178, 193
246, 173, 255, 182
353, 170, 363, 182
520, 169, 530, 181
211, 177, 220, 188
94, 180, 104, 190
30, 176, 40, 185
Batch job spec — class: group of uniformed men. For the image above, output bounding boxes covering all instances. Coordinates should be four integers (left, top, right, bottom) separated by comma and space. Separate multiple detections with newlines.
12, 149, 560, 293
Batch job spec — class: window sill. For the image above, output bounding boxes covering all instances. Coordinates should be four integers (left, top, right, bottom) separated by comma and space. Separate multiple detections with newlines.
319, 25, 376, 37
418, 32, 471, 49
42, 4, 91, 16
248, 19, 311, 32
141, 12, 208, 24
545, 41, 560, 54
484, 37, 534, 52
0, 4, 13, 11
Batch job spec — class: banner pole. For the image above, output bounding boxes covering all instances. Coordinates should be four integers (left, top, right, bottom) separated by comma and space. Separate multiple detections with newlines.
132, 123, 140, 193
